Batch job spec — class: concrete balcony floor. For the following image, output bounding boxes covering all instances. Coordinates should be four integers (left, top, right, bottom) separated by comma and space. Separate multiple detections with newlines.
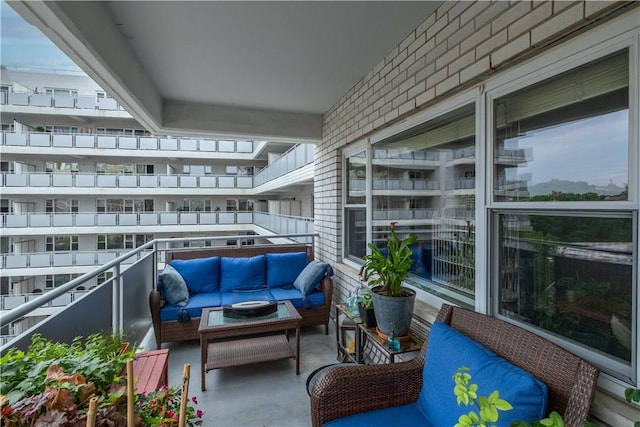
162, 324, 337, 427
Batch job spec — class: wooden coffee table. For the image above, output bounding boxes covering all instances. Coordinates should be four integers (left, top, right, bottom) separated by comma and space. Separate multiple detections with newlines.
198, 300, 302, 390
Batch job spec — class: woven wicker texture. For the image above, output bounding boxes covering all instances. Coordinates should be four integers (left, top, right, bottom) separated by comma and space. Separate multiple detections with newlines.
150, 244, 333, 348
310, 304, 599, 427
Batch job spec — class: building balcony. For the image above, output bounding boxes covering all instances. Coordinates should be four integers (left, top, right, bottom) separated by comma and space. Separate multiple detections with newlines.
0, 234, 337, 426
1, 90, 124, 111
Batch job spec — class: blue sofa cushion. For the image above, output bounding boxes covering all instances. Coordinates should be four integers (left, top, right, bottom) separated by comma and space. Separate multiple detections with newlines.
158, 264, 189, 306
324, 403, 431, 427
266, 252, 309, 288
418, 322, 548, 426
220, 255, 267, 292
160, 292, 222, 321
170, 256, 220, 294
266, 287, 325, 309
293, 260, 329, 295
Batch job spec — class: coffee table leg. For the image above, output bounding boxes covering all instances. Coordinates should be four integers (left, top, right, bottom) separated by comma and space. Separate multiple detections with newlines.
200, 336, 207, 391
295, 325, 300, 375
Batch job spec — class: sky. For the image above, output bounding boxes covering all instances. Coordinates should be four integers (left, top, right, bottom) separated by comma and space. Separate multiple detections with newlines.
1, 1, 83, 73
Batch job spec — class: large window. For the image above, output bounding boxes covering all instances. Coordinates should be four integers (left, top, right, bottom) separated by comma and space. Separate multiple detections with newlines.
490, 48, 635, 382
46, 236, 79, 252
343, 149, 367, 262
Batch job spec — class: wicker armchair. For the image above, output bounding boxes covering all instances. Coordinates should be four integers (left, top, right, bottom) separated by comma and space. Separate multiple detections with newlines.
310, 303, 599, 427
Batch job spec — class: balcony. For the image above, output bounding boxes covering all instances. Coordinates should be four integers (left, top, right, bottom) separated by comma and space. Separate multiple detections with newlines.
0, 233, 337, 425
1, 90, 123, 111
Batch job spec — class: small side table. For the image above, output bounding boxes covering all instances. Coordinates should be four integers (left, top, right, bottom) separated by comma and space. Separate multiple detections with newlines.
335, 303, 423, 364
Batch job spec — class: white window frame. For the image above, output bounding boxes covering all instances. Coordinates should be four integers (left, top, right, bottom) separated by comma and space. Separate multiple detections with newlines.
483, 14, 639, 395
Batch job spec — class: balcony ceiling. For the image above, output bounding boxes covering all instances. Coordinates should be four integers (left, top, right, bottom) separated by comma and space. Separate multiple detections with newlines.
9, 1, 442, 142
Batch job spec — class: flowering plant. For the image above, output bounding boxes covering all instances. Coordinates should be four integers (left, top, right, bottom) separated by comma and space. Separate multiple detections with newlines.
136, 385, 204, 427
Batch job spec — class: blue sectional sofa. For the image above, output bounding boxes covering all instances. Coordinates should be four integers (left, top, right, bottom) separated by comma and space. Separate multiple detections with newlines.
149, 244, 333, 349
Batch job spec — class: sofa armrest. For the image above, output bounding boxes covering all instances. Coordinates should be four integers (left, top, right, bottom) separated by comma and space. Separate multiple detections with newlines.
149, 289, 162, 350
310, 357, 423, 427
319, 276, 333, 305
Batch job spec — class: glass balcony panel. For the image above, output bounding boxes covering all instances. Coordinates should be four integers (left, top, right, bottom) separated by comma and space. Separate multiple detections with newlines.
159, 175, 178, 187
178, 139, 197, 151
218, 176, 235, 188
118, 175, 137, 187
218, 140, 235, 152
30, 133, 51, 147
31, 214, 51, 227
179, 213, 198, 225
52, 294, 72, 306
139, 213, 157, 225
199, 176, 217, 188
119, 214, 138, 226
200, 213, 217, 224
53, 95, 75, 108
5, 174, 28, 186
30, 254, 51, 267
75, 96, 95, 109
97, 251, 117, 264
237, 212, 253, 223
53, 253, 73, 266
219, 213, 235, 224
237, 176, 253, 188
119, 137, 137, 149
76, 253, 96, 265
52, 214, 73, 227
31, 93, 51, 107
160, 213, 178, 225
8, 92, 28, 105
97, 136, 116, 149
75, 214, 95, 226
6, 255, 28, 268
200, 139, 217, 151
139, 175, 157, 187
51, 174, 73, 187
96, 175, 116, 187
29, 174, 50, 187
237, 140, 253, 152
97, 214, 117, 226
160, 138, 178, 150
75, 135, 95, 148
180, 176, 197, 188
4, 295, 27, 310
5, 133, 27, 146
97, 97, 117, 110
139, 137, 158, 150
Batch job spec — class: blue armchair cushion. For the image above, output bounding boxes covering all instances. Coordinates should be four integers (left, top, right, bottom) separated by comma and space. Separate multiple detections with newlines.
293, 260, 329, 296
220, 255, 267, 292
170, 256, 220, 294
418, 322, 548, 426
266, 252, 309, 288
324, 403, 431, 427
160, 292, 221, 321
158, 264, 189, 306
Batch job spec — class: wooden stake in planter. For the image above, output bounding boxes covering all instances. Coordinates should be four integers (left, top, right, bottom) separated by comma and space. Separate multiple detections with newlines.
127, 358, 134, 427
86, 396, 98, 427
179, 363, 191, 427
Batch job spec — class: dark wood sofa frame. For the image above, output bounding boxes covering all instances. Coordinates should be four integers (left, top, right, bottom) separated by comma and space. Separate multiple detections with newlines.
149, 244, 333, 349
310, 303, 599, 427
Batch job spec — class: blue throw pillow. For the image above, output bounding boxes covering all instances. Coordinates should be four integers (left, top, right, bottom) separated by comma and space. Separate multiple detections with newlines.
418, 322, 548, 426
266, 252, 309, 288
219, 255, 267, 292
170, 256, 220, 294
158, 264, 189, 306
293, 260, 328, 296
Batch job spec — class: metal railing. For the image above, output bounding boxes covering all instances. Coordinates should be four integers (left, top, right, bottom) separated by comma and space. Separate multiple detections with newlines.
253, 143, 315, 186
0, 233, 318, 353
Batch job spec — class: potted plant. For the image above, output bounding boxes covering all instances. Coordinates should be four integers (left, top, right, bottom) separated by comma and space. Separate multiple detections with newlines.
360, 222, 417, 337
357, 289, 377, 328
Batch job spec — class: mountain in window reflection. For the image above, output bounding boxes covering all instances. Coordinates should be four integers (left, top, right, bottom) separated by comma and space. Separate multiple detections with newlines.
528, 179, 628, 201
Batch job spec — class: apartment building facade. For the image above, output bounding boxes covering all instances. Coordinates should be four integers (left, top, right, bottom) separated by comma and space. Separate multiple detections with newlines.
0, 68, 316, 341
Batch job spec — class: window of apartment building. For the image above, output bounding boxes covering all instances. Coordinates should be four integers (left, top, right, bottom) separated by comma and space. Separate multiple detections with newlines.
45, 236, 79, 252
179, 199, 212, 212
97, 272, 113, 285
45, 199, 79, 213
45, 162, 78, 173
225, 166, 254, 176
45, 274, 79, 289
44, 125, 79, 134
238, 199, 254, 211
96, 163, 153, 174
183, 165, 212, 175
226, 200, 237, 211
490, 48, 635, 382
97, 234, 143, 250
343, 30, 637, 384
44, 88, 78, 97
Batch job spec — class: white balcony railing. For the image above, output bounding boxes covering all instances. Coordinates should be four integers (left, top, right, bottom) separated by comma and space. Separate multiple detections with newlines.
2, 172, 254, 190
0, 212, 314, 268
253, 143, 314, 186
1, 131, 255, 153
1, 90, 123, 111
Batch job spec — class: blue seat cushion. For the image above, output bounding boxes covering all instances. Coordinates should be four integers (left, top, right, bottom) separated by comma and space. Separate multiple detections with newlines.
267, 287, 325, 309
170, 256, 220, 294
324, 403, 431, 427
157, 264, 189, 306
418, 322, 548, 426
266, 252, 309, 288
220, 255, 267, 292
160, 292, 221, 321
